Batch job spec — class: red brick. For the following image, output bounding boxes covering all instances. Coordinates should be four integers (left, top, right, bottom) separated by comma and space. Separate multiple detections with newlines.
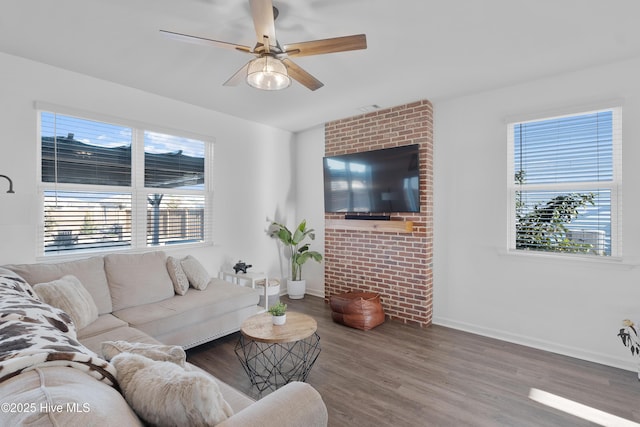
324, 100, 433, 327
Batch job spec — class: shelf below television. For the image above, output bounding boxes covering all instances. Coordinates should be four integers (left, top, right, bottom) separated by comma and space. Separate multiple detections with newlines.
326, 219, 414, 233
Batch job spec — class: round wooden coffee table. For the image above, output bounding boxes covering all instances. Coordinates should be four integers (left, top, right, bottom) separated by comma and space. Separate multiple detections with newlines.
234, 312, 321, 395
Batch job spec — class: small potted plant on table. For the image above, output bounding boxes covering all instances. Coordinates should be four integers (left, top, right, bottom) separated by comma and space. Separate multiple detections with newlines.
270, 219, 323, 299
268, 301, 288, 325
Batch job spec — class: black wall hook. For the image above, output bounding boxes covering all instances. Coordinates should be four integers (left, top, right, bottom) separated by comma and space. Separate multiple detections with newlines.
0, 175, 14, 193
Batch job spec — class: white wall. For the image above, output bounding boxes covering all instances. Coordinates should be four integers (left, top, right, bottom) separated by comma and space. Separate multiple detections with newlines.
292, 125, 325, 297
433, 56, 640, 371
0, 52, 295, 281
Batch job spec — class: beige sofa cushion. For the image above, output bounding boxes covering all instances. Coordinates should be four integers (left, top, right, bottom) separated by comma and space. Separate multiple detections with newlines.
79, 326, 159, 355
111, 353, 233, 426
33, 275, 99, 330
78, 314, 128, 340
105, 251, 174, 312
0, 367, 143, 426
113, 278, 259, 338
4, 256, 113, 314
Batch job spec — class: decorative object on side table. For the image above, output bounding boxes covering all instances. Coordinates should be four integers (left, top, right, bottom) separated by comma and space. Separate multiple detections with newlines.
269, 219, 323, 299
268, 301, 287, 325
617, 319, 640, 379
233, 260, 252, 274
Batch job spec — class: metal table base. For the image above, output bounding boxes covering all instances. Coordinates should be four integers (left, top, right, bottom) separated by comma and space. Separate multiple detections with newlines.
235, 332, 321, 395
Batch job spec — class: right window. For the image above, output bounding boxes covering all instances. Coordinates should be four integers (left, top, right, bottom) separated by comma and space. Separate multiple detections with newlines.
508, 107, 621, 257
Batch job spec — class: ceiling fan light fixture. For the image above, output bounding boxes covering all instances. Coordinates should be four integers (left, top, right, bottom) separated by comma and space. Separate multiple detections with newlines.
247, 56, 291, 90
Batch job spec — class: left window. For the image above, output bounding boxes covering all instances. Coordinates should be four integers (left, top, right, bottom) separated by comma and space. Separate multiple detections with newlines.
39, 109, 211, 256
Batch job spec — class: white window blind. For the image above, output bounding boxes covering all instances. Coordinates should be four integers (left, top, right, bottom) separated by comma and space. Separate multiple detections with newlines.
508, 108, 621, 256
143, 131, 206, 246
44, 191, 131, 253
39, 109, 211, 256
41, 112, 132, 186
146, 194, 205, 246
144, 131, 205, 190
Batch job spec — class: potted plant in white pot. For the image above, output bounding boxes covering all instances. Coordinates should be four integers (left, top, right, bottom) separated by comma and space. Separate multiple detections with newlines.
270, 219, 323, 299
268, 301, 287, 325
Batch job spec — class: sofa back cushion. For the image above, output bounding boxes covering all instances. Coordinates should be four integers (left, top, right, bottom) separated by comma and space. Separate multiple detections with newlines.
105, 251, 174, 312
4, 256, 112, 315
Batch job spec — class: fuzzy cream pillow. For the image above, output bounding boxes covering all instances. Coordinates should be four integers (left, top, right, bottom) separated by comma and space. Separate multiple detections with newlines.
111, 353, 233, 426
34, 275, 99, 330
180, 255, 211, 290
166, 256, 189, 295
101, 341, 186, 367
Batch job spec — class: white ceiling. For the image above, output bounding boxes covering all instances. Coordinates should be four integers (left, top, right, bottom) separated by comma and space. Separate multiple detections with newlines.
3, 0, 640, 132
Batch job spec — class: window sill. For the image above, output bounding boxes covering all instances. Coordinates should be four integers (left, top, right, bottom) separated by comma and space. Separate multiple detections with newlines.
37, 241, 214, 262
499, 249, 639, 268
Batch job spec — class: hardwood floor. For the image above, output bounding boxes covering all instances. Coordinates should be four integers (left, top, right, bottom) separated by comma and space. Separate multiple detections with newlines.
187, 296, 640, 426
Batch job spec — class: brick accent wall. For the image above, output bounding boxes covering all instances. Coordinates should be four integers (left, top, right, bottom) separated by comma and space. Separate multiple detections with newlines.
324, 100, 433, 327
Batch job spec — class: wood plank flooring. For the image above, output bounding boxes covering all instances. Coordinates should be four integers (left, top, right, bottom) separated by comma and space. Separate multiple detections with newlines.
187, 296, 640, 426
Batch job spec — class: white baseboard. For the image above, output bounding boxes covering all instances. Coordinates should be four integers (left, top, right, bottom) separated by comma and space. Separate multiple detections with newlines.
305, 289, 325, 298
277, 288, 325, 299
432, 316, 637, 373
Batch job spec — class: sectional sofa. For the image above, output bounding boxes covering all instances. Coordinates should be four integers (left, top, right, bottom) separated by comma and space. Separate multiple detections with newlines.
0, 251, 328, 426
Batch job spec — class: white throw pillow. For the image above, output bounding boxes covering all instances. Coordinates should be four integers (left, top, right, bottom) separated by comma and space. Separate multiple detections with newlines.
101, 340, 186, 367
166, 256, 189, 296
111, 353, 233, 426
180, 255, 211, 290
34, 275, 99, 330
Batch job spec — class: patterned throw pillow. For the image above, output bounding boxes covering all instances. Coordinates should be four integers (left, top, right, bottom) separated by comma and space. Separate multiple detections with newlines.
166, 256, 189, 296
180, 256, 211, 290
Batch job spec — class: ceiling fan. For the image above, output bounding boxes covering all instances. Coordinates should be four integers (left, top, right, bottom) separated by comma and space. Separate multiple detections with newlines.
160, 0, 367, 91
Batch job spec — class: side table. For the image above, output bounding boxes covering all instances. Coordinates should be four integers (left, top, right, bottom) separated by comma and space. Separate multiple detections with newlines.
219, 271, 268, 311
234, 312, 321, 395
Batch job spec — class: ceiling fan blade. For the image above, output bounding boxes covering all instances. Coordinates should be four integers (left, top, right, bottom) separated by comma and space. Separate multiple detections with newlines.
223, 62, 251, 86
282, 58, 324, 91
160, 30, 252, 53
249, 0, 277, 46
284, 34, 367, 57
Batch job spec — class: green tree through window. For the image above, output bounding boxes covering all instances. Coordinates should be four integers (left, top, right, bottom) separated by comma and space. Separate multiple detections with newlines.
515, 171, 595, 253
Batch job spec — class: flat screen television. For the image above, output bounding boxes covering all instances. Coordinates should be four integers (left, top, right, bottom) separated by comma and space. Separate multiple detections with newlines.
323, 144, 420, 213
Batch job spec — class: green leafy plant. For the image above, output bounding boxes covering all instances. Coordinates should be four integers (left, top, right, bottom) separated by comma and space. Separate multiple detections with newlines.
515, 170, 595, 253
270, 219, 323, 281
268, 302, 287, 317
618, 319, 640, 356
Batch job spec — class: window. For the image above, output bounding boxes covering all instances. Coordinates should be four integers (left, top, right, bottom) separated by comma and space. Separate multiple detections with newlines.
39, 108, 212, 256
508, 107, 621, 257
